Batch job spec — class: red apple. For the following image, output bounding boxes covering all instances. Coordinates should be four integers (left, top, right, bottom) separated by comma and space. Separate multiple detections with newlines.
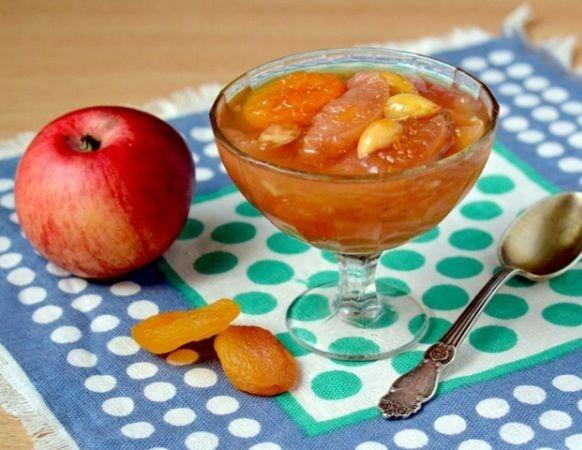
15, 106, 195, 278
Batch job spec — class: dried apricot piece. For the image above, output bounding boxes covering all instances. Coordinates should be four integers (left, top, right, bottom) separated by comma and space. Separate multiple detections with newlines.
242, 72, 346, 129
131, 299, 240, 354
215, 325, 298, 396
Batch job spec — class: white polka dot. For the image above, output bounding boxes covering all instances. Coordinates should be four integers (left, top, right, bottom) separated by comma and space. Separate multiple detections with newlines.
1, 192, 15, 209
537, 142, 565, 158
228, 418, 261, 438
250, 444, 282, 450
0, 236, 11, 253
184, 367, 218, 388
517, 130, 545, 144
127, 300, 159, 320
102, 397, 134, 417
121, 422, 155, 439
110, 281, 141, 296
514, 93, 540, 108
185, 431, 219, 450
197, 167, 214, 182
558, 157, 582, 173
18, 286, 47, 305
562, 101, 582, 115
32, 305, 63, 324
543, 87, 569, 103
127, 362, 158, 380
58, 277, 87, 294
355, 443, 387, 450
84, 375, 116, 393
9, 212, 18, 224
568, 132, 582, 149
167, 349, 199, 366
203, 142, 219, 158
480, 69, 505, 84
0, 252, 22, 269
507, 63, 533, 79
7, 267, 35, 286
193, 153, 200, 164
513, 385, 546, 404
67, 349, 97, 368
553, 374, 582, 392
549, 121, 576, 136
499, 422, 534, 445
206, 395, 239, 415
502, 116, 529, 132
578, 399, 582, 413
524, 76, 549, 91
566, 434, 582, 450
51, 326, 82, 344
462, 57, 488, 71
488, 50, 514, 66
107, 336, 139, 356
144, 382, 176, 402
539, 410, 572, 430
499, 83, 523, 96
71, 294, 102, 312
434, 414, 466, 435
458, 440, 491, 450
499, 104, 510, 118
393, 429, 428, 449
0, 178, 14, 192
219, 163, 227, 174
476, 398, 510, 419
532, 105, 560, 122
45, 262, 71, 277
90, 314, 120, 333
190, 127, 214, 142
163, 408, 196, 426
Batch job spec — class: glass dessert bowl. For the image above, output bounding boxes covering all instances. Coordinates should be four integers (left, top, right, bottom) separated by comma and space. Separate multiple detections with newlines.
210, 48, 499, 361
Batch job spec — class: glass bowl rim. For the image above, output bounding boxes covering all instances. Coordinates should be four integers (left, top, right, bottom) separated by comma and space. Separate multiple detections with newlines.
209, 47, 499, 183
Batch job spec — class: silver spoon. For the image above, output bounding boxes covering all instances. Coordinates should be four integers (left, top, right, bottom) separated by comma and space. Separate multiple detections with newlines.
378, 191, 582, 419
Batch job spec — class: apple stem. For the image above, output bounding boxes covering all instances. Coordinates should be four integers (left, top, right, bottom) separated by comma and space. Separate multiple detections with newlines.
79, 135, 101, 152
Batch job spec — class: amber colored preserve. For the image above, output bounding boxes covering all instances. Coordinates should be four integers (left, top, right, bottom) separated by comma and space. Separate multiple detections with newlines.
211, 49, 498, 361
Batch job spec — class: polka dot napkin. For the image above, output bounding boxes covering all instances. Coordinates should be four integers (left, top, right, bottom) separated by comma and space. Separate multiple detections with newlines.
0, 34, 580, 450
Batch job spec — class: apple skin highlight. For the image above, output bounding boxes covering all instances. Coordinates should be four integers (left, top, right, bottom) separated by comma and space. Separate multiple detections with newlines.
14, 106, 195, 279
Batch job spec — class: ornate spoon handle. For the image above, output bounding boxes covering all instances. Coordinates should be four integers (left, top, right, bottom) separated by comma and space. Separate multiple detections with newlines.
378, 267, 519, 419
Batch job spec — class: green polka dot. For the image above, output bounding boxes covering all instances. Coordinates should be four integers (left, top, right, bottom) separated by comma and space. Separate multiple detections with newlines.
367, 308, 399, 329
289, 294, 330, 321
469, 326, 517, 353
193, 251, 238, 275
247, 260, 294, 285
494, 266, 535, 287
381, 250, 425, 271
408, 315, 451, 344
477, 175, 516, 194
437, 256, 483, 279
485, 293, 529, 320
211, 221, 256, 244
549, 270, 582, 297
449, 228, 493, 251
461, 201, 503, 220
178, 218, 204, 240
234, 291, 277, 315
422, 284, 469, 310
235, 201, 261, 217
413, 227, 440, 243
377, 277, 411, 297
329, 337, 380, 366
307, 271, 338, 288
311, 370, 362, 400
267, 232, 310, 254
392, 351, 424, 374
321, 251, 338, 264
542, 303, 582, 327
277, 329, 316, 357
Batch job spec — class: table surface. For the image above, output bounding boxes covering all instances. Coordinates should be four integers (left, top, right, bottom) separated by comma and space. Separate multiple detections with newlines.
1, 0, 580, 447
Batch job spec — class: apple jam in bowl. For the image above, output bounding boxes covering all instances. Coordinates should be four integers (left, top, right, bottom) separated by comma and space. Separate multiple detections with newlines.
210, 48, 499, 361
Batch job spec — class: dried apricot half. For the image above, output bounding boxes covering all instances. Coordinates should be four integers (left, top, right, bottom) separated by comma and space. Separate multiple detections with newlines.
242, 72, 346, 129
215, 326, 298, 396
131, 299, 240, 354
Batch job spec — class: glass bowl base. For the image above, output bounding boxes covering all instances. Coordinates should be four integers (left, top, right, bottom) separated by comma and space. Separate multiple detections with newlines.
285, 282, 430, 361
